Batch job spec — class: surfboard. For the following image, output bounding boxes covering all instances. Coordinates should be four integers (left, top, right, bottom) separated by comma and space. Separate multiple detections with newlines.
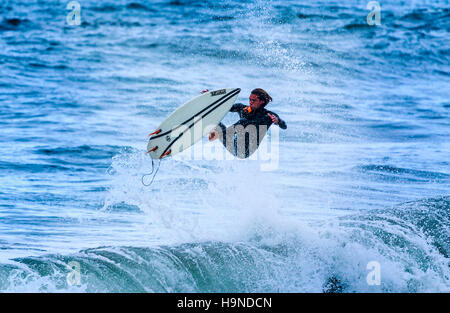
147, 88, 241, 159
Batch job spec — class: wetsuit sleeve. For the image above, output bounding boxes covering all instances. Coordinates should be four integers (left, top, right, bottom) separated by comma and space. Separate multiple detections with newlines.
267, 111, 287, 129
230, 103, 245, 112
277, 117, 287, 129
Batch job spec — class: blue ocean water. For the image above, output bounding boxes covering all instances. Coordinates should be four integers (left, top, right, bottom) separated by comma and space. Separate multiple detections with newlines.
0, 0, 449, 292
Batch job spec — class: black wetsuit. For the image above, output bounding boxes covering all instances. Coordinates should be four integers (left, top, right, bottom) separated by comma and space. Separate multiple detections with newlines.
216, 103, 287, 158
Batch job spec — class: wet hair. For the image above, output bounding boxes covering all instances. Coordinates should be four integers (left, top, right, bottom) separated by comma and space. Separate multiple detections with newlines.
251, 88, 272, 107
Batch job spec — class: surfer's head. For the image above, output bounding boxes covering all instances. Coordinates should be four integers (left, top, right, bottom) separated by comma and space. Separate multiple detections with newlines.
249, 88, 272, 110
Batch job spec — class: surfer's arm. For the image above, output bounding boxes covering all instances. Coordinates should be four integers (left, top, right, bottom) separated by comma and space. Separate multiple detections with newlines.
277, 117, 287, 129
267, 112, 287, 129
230, 103, 246, 112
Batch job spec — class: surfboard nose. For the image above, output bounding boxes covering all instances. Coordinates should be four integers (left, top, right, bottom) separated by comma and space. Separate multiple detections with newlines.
230, 88, 241, 95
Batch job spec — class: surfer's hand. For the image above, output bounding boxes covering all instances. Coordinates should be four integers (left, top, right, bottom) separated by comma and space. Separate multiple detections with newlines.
201, 89, 209, 94
268, 113, 279, 124
209, 130, 218, 141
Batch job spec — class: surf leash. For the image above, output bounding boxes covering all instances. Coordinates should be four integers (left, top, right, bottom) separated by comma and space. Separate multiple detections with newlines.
141, 157, 162, 187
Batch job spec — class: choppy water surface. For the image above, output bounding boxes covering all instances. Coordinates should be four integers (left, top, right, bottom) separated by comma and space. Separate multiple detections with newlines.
0, 0, 449, 292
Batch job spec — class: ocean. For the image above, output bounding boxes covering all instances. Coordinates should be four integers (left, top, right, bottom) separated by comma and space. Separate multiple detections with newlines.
0, 0, 449, 292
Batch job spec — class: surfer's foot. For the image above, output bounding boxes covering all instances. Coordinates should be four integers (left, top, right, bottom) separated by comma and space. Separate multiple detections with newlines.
209, 130, 218, 141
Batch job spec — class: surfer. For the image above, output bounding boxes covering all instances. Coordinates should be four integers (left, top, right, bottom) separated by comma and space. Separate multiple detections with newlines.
207, 88, 287, 158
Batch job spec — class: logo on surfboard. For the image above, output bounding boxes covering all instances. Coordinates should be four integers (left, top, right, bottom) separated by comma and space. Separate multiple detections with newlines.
210, 89, 226, 96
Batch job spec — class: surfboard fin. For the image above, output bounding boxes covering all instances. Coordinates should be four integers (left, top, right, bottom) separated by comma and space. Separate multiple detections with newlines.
148, 129, 161, 136
159, 149, 171, 159
146, 146, 158, 154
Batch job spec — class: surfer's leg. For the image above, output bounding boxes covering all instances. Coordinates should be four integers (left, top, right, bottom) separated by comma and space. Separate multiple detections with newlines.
216, 123, 227, 146
234, 124, 259, 159
214, 123, 237, 156
214, 124, 268, 159
209, 122, 225, 142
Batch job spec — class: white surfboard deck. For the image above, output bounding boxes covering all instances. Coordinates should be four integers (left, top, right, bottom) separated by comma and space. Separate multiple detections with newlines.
147, 88, 241, 159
